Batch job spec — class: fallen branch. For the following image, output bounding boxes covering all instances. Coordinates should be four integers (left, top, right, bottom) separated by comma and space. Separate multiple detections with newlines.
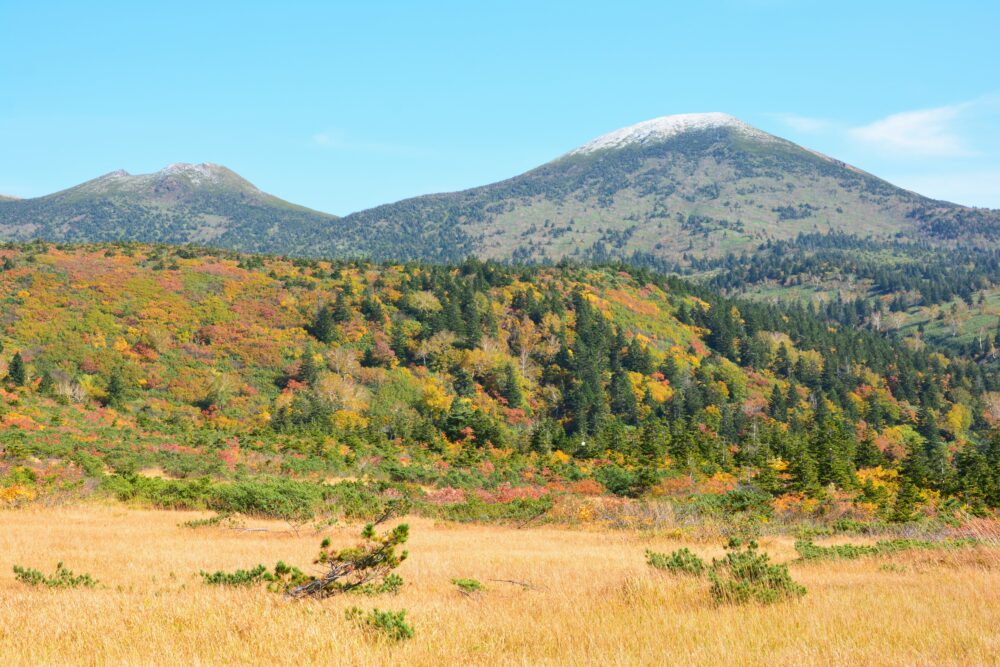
488, 578, 538, 590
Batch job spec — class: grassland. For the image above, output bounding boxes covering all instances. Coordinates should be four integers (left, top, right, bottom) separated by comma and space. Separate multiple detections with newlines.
1, 504, 998, 666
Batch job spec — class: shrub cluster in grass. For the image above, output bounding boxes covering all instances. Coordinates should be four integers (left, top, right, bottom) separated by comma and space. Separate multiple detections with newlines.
103, 475, 396, 522
345, 606, 414, 641
210, 478, 322, 521
199, 561, 308, 590
452, 578, 484, 594
419, 496, 552, 524
794, 537, 976, 561
103, 472, 558, 526
354, 572, 405, 596
645, 548, 706, 576
646, 538, 806, 606
102, 475, 216, 511
13, 562, 99, 589
709, 538, 806, 605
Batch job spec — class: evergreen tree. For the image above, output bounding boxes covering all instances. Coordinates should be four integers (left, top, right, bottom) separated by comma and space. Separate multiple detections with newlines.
309, 305, 337, 344
623, 338, 653, 374
105, 368, 127, 408
38, 370, 55, 396
360, 293, 386, 322
854, 430, 886, 468
638, 418, 669, 462
299, 349, 320, 385
6, 352, 26, 386
773, 343, 793, 377
768, 384, 787, 421
609, 367, 638, 424
890, 480, 922, 523
332, 290, 353, 323
499, 363, 524, 409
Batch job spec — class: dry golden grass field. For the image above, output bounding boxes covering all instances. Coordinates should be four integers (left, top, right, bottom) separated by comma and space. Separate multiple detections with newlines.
1, 504, 999, 666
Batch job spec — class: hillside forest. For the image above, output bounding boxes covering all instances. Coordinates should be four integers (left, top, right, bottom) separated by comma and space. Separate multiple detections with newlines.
2, 241, 999, 525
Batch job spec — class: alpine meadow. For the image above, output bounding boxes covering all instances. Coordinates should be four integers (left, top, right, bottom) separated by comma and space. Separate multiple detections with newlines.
3, 2, 1000, 665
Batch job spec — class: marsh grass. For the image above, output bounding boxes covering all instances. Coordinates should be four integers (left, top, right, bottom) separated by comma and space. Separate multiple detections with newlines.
1, 504, 998, 665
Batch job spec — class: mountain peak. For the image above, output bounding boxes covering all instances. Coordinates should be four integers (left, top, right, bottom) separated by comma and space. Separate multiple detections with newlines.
160, 162, 224, 175
568, 112, 776, 155
157, 162, 241, 185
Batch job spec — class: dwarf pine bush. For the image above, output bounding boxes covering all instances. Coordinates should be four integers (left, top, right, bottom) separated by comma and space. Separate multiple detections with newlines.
13, 562, 99, 589
646, 548, 706, 576
195, 524, 409, 597
201, 564, 273, 587
795, 537, 975, 562
345, 606, 414, 641
199, 561, 309, 590
709, 538, 806, 605
286, 523, 410, 598
452, 577, 484, 593
355, 572, 405, 596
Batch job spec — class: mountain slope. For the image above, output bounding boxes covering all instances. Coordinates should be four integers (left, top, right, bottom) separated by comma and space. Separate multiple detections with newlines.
322, 113, 999, 264
1, 242, 998, 515
0, 163, 338, 254
2, 116, 997, 263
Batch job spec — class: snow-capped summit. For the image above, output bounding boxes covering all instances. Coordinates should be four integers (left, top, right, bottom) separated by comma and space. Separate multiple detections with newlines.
568, 112, 776, 155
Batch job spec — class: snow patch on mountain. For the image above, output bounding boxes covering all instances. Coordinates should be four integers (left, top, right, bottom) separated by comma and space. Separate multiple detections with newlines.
568, 112, 776, 155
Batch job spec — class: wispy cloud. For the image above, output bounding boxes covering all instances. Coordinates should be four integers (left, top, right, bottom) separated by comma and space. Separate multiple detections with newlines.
847, 103, 975, 157
773, 99, 994, 158
311, 129, 429, 157
769, 97, 1000, 207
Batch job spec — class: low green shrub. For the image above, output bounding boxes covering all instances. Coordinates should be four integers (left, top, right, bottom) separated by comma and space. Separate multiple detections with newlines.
452, 577, 484, 593
102, 474, 214, 510
709, 538, 806, 605
795, 537, 975, 561
355, 572, 405, 596
209, 478, 323, 521
105, 474, 405, 523
345, 606, 414, 641
199, 561, 309, 590
13, 562, 99, 589
646, 548, 706, 576
420, 497, 552, 524
201, 564, 270, 586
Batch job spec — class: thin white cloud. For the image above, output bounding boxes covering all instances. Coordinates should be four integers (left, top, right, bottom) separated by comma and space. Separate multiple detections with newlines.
848, 103, 974, 157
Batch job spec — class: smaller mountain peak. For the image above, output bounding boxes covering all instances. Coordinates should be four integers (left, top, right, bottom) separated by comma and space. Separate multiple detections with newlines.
569, 112, 776, 155
102, 169, 131, 178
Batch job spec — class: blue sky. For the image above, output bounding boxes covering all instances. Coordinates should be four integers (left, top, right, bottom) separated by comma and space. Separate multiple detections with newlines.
2, 0, 998, 213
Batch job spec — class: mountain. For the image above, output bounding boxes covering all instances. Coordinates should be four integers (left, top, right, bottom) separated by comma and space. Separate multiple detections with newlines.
322, 112, 1000, 264
2, 116, 997, 264
0, 163, 338, 254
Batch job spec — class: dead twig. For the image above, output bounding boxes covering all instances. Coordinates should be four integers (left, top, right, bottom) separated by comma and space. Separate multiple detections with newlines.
489, 578, 539, 590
